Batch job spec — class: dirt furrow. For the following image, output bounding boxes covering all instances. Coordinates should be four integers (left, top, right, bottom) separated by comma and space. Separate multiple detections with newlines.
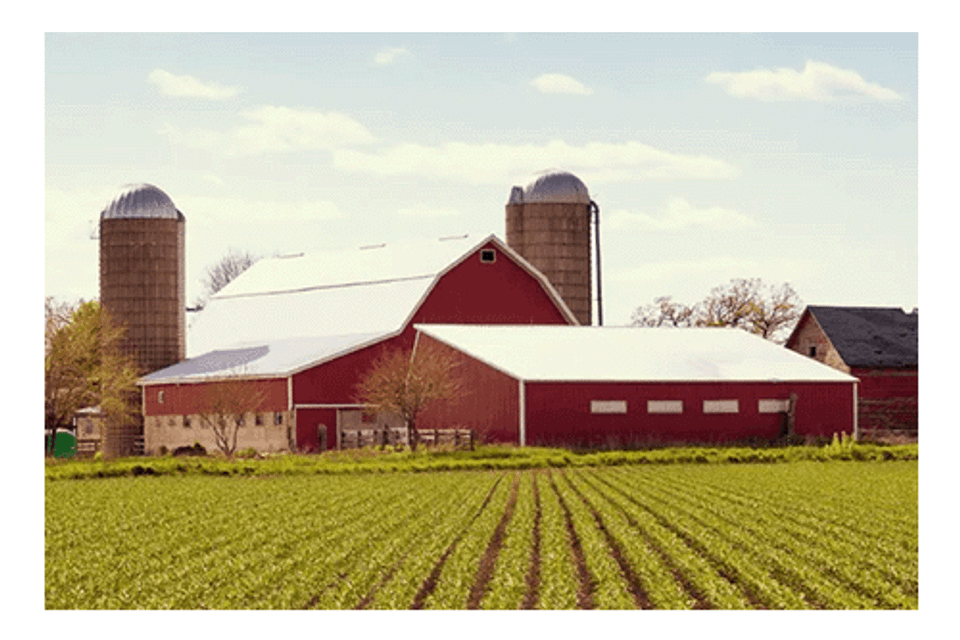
467, 475, 521, 609
521, 472, 542, 610
548, 471, 595, 610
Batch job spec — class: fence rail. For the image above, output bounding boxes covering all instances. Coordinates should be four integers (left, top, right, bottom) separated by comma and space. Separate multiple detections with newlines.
340, 427, 474, 451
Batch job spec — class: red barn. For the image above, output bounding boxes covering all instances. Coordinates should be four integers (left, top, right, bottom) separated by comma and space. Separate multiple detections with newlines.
415, 324, 859, 447
139, 235, 576, 453
785, 306, 918, 437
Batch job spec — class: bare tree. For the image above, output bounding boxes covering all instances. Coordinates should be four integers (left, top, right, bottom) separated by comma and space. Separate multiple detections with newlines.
631, 278, 802, 343
354, 340, 463, 451
193, 378, 267, 457
193, 248, 259, 309
630, 296, 695, 328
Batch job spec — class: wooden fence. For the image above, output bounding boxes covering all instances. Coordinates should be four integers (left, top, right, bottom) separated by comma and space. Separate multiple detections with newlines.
340, 427, 474, 451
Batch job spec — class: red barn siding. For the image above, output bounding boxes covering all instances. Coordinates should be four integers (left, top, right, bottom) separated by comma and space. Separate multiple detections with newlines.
416, 334, 520, 443
523, 381, 855, 448
852, 367, 918, 432
143, 378, 287, 416
289, 242, 571, 449
411, 240, 572, 326
295, 407, 338, 452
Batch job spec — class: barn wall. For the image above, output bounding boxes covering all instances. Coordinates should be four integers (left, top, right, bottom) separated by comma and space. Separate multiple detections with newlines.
294, 407, 338, 452
523, 381, 856, 448
415, 334, 521, 444
144, 411, 291, 455
143, 378, 287, 416
411, 240, 573, 326
291, 241, 571, 411
852, 367, 918, 432
142, 378, 290, 454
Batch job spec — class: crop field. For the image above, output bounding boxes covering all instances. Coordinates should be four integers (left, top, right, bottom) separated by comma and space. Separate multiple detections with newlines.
45, 461, 917, 609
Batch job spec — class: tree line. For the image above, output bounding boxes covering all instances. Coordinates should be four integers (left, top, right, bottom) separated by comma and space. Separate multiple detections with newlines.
630, 278, 801, 344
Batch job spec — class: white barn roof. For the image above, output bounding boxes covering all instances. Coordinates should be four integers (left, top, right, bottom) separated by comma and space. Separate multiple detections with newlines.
144, 235, 574, 384
416, 324, 859, 383
187, 234, 522, 359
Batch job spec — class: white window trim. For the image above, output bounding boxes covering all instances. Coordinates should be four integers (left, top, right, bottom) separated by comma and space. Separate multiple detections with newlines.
758, 399, 790, 413
591, 400, 627, 414
704, 400, 739, 414
648, 400, 683, 414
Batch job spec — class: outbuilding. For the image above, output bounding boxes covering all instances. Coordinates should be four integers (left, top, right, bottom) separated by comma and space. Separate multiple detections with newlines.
785, 305, 918, 435
415, 324, 860, 447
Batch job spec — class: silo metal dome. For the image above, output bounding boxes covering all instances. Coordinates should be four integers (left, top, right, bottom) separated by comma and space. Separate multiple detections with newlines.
101, 183, 184, 220
99, 183, 186, 381
519, 171, 591, 204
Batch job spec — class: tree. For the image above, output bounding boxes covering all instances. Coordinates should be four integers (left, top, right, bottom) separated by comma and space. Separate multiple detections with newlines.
354, 340, 463, 450
631, 278, 802, 343
193, 377, 266, 457
44, 298, 140, 455
192, 248, 259, 309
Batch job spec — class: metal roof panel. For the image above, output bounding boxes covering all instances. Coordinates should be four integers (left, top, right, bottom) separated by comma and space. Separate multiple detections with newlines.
416, 324, 858, 383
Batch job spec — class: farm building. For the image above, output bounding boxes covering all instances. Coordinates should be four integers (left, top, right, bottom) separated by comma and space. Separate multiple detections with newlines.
132, 171, 866, 453
785, 306, 918, 435
138, 234, 577, 454
414, 324, 860, 447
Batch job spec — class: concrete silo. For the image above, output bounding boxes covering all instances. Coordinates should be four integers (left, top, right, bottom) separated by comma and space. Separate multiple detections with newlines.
99, 184, 186, 376
506, 171, 601, 325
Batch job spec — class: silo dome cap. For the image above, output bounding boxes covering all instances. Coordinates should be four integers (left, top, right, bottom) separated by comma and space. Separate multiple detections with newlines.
510, 171, 591, 205
101, 183, 184, 220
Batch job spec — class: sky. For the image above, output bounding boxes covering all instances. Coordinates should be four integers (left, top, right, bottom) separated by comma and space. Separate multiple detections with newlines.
45, 32, 918, 326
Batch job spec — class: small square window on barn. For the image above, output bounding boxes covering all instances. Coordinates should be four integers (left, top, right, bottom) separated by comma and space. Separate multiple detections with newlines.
480, 249, 496, 263
158, 390, 165, 404
648, 400, 683, 414
591, 400, 627, 414
759, 399, 790, 413
703, 400, 739, 414
808, 346, 817, 357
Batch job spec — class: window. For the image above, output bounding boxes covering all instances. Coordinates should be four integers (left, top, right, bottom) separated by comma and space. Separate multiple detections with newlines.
275, 412, 284, 425
158, 390, 165, 404
255, 413, 264, 426
480, 249, 496, 264
648, 400, 683, 414
591, 400, 627, 414
703, 400, 739, 414
759, 399, 790, 413
808, 346, 817, 357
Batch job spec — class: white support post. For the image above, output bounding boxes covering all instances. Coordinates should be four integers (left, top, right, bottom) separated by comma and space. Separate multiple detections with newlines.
518, 380, 526, 447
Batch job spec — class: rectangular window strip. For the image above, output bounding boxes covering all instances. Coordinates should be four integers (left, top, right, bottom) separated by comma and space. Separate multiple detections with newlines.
703, 400, 739, 414
648, 400, 683, 414
758, 399, 790, 413
590, 400, 627, 414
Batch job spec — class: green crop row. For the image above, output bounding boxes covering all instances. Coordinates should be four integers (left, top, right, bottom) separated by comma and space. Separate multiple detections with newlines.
46, 462, 918, 610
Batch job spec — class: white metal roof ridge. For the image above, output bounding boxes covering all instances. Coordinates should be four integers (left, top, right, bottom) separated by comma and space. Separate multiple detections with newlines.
414, 324, 858, 383
213, 273, 436, 300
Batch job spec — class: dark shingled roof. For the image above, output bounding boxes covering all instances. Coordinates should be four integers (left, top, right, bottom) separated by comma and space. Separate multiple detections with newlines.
807, 306, 918, 368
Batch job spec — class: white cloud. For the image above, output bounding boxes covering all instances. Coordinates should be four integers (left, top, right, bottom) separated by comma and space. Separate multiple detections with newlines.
530, 73, 593, 96
334, 140, 739, 184
606, 198, 755, 232
374, 47, 410, 65
180, 195, 345, 225
705, 60, 904, 102
397, 205, 460, 218
160, 106, 378, 156
148, 69, 240, 100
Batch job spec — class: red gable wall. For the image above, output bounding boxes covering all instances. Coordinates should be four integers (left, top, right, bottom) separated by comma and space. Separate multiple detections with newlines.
290, 240, 572, 449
